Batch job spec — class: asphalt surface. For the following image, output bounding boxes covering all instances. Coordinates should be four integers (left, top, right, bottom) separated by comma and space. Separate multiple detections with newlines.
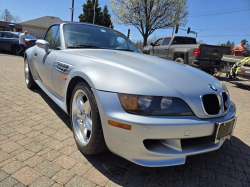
0, 53, 249, 187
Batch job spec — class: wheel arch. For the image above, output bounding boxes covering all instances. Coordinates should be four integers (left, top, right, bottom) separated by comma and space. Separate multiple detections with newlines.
66, 76, 91, 114
173, 50, 189, 64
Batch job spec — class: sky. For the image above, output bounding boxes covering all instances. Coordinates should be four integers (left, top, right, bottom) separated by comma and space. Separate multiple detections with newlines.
0, 0, 250, 45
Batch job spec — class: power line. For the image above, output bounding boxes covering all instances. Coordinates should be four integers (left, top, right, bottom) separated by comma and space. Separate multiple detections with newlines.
198, 35, 250, 37
193, 28, 250, 31
189, 7, 250, 16
189, 8, 250, 17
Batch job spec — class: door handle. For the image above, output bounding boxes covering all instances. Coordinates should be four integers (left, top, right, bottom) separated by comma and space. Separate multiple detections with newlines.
165, 48, 169, 50
156, 48, 159, 50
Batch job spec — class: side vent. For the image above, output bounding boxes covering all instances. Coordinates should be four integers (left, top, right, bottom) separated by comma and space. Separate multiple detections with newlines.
54, 61, 73, 75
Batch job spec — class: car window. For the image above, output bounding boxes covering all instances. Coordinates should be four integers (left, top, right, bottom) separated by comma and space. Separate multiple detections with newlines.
162, 38, 171, 45
63, 24, 141, 53
154, 38, 163, 46
172, 37, 197, 45
53, 28, 61, 50
2, 32, 13, 38
44, 25, 60, 49
25, 34, 37, 40
12, 34, 19, 38
0, 32, 3, 37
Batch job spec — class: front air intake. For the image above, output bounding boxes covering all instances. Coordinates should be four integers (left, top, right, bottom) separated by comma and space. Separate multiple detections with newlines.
202, 94, 220, 115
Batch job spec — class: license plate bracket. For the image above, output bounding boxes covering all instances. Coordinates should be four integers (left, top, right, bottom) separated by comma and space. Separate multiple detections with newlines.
214, 117, 236, 143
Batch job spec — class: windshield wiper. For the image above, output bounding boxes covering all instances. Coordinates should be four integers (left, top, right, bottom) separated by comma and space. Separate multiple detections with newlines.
67, 45, 101, 49
114, 49, 135, 52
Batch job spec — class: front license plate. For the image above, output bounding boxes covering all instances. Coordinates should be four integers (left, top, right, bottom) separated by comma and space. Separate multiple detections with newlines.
214, 117, 236, 143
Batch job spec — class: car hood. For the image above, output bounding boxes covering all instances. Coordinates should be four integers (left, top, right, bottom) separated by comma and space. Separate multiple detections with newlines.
61, 49, 227, 118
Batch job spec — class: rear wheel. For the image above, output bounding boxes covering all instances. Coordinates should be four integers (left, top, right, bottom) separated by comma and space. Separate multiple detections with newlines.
175, 57, 184, 64
11, 45, 20, 55
70, 81, 107, 155
24, 59, 38, 89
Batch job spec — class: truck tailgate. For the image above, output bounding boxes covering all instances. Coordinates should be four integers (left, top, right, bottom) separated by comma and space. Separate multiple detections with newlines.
200, 44, 230, 61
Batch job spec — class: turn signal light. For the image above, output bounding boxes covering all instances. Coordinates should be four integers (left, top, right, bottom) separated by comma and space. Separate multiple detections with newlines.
108, 120, 132, 130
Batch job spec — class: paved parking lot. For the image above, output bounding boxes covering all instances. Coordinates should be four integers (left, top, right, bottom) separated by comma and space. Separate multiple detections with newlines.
0, 54, 250, 187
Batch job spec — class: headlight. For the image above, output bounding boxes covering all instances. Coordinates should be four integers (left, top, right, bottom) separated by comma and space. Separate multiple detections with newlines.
118, 93, 193, 116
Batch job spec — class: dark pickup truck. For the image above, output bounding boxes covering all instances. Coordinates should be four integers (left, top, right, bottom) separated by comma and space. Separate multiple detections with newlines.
143, 36, 230, 73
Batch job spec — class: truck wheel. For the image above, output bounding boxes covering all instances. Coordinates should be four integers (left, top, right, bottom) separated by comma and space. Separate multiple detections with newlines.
70, 81, 107, 155
175, 58, 184, 64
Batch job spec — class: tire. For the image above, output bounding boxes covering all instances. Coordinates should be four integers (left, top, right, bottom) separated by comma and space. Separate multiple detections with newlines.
24, 59, 38, 89
70, 81, 107, 155
11, 45, 20, 55
175, 57, 184, 64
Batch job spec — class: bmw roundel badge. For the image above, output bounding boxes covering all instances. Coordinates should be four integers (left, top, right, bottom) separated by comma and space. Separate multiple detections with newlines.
209, 84, 218, 91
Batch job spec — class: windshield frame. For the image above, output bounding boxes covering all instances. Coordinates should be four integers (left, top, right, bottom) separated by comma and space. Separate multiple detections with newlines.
62, 23, 142, 53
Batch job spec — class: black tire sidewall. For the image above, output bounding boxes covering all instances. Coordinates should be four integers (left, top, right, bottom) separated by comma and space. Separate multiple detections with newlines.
70, 81, 104, 155
12, 45, 20, 54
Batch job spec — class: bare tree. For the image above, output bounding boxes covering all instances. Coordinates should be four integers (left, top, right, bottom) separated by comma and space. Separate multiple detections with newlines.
0, 9, 21, 23
197, 40, 206, 44
110, 0, 188, 46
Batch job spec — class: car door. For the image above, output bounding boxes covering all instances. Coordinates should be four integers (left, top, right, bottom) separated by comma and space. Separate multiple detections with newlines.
152, 38, 163, 57
157, 38, 171, 59
0, 32, 4, 50
34, 25, 61, 92
0, 32, 13, 51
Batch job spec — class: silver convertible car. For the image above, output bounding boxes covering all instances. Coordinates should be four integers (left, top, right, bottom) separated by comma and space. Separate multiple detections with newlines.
24, 22, 236, 167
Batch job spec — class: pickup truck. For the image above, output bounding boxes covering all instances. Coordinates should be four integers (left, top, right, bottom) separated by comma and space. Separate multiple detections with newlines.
143, 36, 230, 73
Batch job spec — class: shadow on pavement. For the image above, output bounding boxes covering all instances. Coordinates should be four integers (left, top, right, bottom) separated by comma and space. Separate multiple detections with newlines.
217, 75, 250, 92
30, 82, 250, 186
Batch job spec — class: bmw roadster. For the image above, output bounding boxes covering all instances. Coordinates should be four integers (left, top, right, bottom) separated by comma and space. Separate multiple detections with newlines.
24, 22, 236, 167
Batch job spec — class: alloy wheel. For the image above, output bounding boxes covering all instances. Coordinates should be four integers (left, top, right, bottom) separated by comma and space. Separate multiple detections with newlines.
72, 89, 92, 146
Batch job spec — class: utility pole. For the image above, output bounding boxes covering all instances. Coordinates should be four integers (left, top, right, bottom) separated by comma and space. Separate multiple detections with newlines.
93, 0, 96, 24
71, 0, 75, 21
172, 24, 175, 36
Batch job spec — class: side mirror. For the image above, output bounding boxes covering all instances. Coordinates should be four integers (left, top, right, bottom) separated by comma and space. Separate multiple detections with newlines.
150, 43, 154, 46
36, 39, 50, 54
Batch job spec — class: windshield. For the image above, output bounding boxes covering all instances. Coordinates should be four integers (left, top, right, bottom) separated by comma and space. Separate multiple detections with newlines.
25, 34, 37, 40
63, 24, 141, 53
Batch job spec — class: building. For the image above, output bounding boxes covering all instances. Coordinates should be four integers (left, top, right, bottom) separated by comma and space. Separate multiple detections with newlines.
19, 16, 62, 39
0, 21, 22, 32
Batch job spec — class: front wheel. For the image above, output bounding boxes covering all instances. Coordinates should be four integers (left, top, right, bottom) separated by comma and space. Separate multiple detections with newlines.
24, 59, 38, 89
70, 81, 107, 155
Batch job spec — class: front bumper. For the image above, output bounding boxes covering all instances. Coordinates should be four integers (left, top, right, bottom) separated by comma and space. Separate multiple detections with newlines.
92, 89, 236, 167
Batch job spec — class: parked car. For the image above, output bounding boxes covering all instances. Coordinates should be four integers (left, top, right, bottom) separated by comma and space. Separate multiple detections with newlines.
24, 22, 236, 167
0, 31, 37, 54
143, 36, 230, 74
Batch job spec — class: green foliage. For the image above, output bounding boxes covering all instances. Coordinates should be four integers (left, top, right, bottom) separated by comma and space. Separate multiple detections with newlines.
102, 5, 113, 28
225, 41, 235, 55
78, 0, 113, 28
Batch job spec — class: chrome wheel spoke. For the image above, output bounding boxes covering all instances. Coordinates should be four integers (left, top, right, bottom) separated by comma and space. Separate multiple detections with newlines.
82, 100, 90, 113
77, 97, 84, 112
85, 118, 92, 131
82, 128, 88, 142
